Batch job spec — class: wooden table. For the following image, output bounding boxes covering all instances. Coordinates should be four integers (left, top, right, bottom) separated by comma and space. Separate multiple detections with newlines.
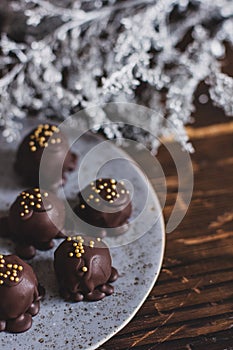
99, 97, 233, 349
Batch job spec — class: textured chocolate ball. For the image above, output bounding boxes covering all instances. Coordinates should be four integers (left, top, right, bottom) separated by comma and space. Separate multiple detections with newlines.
9, 188, 65, 259
54, 235, 118, 302
0, 254, 44, 333
15, 123, 77, 190
74, 178, 132, 237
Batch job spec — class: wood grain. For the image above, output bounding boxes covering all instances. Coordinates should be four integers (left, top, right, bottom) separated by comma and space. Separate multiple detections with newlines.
99, 121, 233, 349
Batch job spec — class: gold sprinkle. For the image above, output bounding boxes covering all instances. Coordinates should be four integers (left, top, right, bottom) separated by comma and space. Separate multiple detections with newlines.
80, 204, 85, 209
23, 196, 26, 199
0, 264, 4, 268
97, 238, 101, 241
51, 139, 56, 144
104, 183, 108, 187
30, 135, 35, 139
75, 249, 80, 254
106, 195, 112, 199
0, 255, 3, 259
34, 188, 39, 192
0, 280, 3, 285
0, 273, 3, 276
76, 236, 82, 240
111, 192, 116, 196
20, 213, 25, 217
120, 181, 125, 185
76, 253, 81, 258
82, 266, 88, 272
121, 189, 125, 194
30, 202, 35, 206
95, 189, 100, 193
36, 204, 41, 209
31, 146, 37, 152
111, 185, 116, 190
126, 190, 130, 194
15, 277, 19, 282
107, 188, 111, 193
25, 193, 29, 197
51, 125, 59, 131
29, 141, 34, 146
56, 138, 61, 143
69, 252, 74, 257
91, 182, 94, 186
24, 205, 28, 209
67, 237, 72, 241
44, 142, 48, 147
110, 179, 116, 184
18, 266, 23, 271
29, 195, 34, 199
95, 198, 100, 203
13, 272, 17, 277
80, 249, 85, 254
89, 194, 94, 199
13, 264, 18, 269
0, 259, 5, 264
109, 200, 114, 203
90, 240, 94, 245
38, 198, 42, 202
7, 264, 12, 268
116, 194, 120, 198
25, 210, 29, 214
3, 274, 7, 278
37, 193, 42, 198
73, 243, 78, 247
44, 124, 49, 129
10, 276, 15, 281
6, 271, 11, 275
44, 192, 48, 197
99, 185, 104, 190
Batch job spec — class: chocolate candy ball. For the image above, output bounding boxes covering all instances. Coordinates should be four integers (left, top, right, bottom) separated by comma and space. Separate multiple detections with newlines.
54, 235, 118, 302
0, 254, 44, 333
74, 178, 132, 237
15, 123, 77, 190
9, 188, 65, 259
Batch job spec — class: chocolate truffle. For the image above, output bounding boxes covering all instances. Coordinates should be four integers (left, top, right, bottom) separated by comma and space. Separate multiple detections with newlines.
54, 235, 118, 302
15, 123, 77, 189
9, 188, 65, 259
0, 254, 44, 333
74, 178, 132, 237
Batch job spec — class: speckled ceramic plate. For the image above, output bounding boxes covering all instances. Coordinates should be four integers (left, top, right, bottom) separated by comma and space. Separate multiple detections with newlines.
0, 123, 165, 350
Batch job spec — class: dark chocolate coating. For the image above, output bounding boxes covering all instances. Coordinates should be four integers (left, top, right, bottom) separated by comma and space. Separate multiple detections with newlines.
0, 254, 44, 333
74, 178, 132, 237
15, 123, 77, 190
9, 188, 65, 259
54, 235, 118, 302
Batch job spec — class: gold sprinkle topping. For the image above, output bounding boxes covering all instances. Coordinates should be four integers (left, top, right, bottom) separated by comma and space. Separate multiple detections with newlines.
20, 213, 25, 217
82, 266, 88, 272
7, 264, 12, 268
31, 146, 37, 152
97, 237, 101, 241
0, 280, 3, 285
95, 198, 100, 203
15, 277, 19, 282
29, 195, 34, 199
110, 179, 116, 184
107, 188, 111, 193
18, 266, 23, 271
13, 264, 18, 269
0, 264, 4, 268
36, 204, 41, 209
67, 237, 72, 241
44, 192, 48, 197
76, 253, 81, 258
69, 252, 74, 257
121, 189, 125, 194
106, 195, 112, 199
25, 210, 29, 214
73, 243, 78, 247
30, 202, 35, 206
89, 194, 94, 199
80, 204, 85, 209
0, 255, 3, 259
0, 259, 5, 264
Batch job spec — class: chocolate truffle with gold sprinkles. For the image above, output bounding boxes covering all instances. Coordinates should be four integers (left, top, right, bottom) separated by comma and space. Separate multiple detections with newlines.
54, 235, 118, 302
0, 254, 44, 333
8, 188, 65, 259
14, 123, 77, 190
74, 178, 132, 237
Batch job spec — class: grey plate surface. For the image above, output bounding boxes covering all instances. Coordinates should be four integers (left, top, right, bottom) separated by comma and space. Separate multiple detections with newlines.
0, 124, 165, 350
